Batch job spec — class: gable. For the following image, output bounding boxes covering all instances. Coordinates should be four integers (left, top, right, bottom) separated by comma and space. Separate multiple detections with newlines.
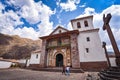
50, 26, 69, 35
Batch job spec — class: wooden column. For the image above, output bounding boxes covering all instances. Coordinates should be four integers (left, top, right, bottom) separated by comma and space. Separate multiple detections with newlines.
102, 42, 111, 67
103, 13, 120, 66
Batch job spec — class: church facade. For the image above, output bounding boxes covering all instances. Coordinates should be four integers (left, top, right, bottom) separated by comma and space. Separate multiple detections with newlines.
31, 15, 108, 70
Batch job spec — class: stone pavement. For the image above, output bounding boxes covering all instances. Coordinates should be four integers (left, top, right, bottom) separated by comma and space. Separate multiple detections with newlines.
0, 68, 99, 80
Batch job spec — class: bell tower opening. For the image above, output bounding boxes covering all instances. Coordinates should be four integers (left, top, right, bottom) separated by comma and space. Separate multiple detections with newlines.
56, 54, 63, 67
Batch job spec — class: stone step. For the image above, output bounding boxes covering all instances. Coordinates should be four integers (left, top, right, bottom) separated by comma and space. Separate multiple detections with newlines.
100, 71, 120, 79
103, 70, 120, 75
98, 73, 118, 80
98, 67, 120, 80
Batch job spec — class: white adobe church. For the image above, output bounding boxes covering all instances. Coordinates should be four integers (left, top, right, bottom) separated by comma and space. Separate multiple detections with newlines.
29, 15, 108, 70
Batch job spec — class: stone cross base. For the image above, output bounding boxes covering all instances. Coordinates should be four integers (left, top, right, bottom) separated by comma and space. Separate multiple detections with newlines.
116, 57, 120, 67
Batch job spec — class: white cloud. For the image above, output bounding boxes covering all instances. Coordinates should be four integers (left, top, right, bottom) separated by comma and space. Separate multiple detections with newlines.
74, 0, 80, 4
102, 5, 120, 16
0, 3, 38, 40
0, 0, 54, 40
9, 0, 54, 24
71, 5, 120, 51
19, 4, 40, 24
38, 19, 53, 37
6, 0, 33, 7
14, 0, 54, 37
56, 0, 61, 6
106, 44, 114, 52
13, 27, 39, 40
67, 22, 73, 30
0, 2, 4, 12
0, 10, 23, 32
79, 3, 86, 8
84, 7, 95, 15
75, 7, 96, 19
60, 0, 80, 12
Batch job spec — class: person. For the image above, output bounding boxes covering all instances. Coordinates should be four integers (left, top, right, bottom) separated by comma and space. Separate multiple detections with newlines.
66, 66, 70, 76
62, 65, 66, 75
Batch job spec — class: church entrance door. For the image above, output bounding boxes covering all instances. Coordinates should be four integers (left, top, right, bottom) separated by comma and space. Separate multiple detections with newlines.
56, 54, 63, 67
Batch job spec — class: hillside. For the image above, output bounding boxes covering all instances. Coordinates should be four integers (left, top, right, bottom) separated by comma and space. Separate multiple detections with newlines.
0, 33, 42, 59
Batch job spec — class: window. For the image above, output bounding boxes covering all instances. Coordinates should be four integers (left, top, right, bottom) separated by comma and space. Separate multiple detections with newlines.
86, 37, 90, 41
36, 54, 38, 58
58, 38, 61, 45
59, 30, 61, 33
86, 48, 89, 53
84, 20, 88, 27
77, 22, 81, 28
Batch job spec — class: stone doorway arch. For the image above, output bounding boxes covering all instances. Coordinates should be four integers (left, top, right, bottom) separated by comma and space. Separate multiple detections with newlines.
47, 48, 70, 67
56, 53, 63, 67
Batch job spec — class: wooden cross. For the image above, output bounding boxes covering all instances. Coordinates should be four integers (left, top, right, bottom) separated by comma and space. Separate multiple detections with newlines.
102, 42, 111, 67
103, 13, 120, 66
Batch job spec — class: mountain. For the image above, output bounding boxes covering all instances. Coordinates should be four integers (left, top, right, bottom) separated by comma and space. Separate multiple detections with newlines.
0, 33, 41, 59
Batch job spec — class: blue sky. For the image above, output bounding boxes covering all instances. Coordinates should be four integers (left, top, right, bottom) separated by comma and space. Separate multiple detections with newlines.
0, 0, 120, 51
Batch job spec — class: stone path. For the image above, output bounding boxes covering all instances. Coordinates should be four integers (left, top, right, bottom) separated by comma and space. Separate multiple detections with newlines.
0, 68, 99, 80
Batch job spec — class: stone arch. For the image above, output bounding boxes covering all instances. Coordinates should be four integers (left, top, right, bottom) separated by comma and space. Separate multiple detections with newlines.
47, 49, 69, 67
55, 54, 63, 67
53, 51, 66, 67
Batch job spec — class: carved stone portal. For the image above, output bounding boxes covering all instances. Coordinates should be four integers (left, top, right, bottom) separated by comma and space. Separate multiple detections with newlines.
47, 48, 71, 67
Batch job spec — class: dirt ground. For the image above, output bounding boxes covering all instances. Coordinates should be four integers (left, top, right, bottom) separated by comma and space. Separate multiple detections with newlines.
0, 68, 99, 80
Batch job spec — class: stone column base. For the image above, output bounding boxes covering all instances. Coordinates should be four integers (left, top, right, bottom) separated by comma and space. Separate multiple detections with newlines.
116, 57, 120, 67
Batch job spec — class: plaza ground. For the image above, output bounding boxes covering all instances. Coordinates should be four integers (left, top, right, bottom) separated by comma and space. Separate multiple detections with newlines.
0, 68, 99, 80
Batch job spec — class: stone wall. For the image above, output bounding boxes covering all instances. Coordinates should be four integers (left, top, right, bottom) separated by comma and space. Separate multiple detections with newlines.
80, 61, 108, 71
70, 33, 80, 68
40, 40, 46, 67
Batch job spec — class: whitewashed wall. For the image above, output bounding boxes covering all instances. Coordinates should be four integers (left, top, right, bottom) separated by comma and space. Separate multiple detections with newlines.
29, 53, 41, 64
109, 57, 116, 66
0, 61, 12, 69
52, 27, 67, 35
18, 59, 26, 64
71, 16, 107, 62
26, 59, 30, 67
77, 31, 107, 62
71, 17, 94, 31
18, 59, 30, 67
